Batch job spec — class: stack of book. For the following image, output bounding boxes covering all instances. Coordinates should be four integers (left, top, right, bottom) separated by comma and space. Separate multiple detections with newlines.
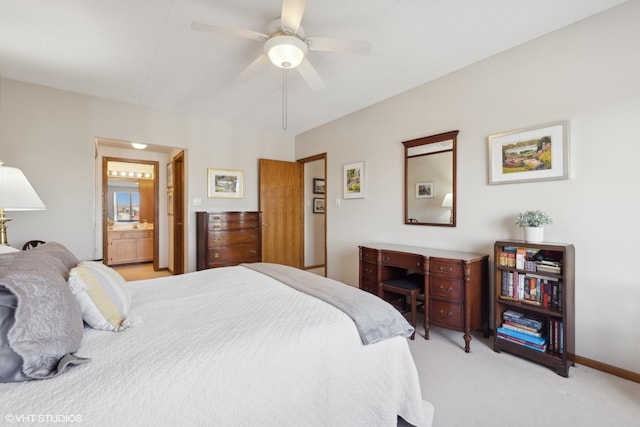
499, 271, 563, 310
496, 310, 546, 352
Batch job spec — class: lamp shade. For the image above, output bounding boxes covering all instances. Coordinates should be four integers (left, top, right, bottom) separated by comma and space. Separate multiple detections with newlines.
441, 193, 453, 209
264, 35, 308, 69
0, 163, 45, 211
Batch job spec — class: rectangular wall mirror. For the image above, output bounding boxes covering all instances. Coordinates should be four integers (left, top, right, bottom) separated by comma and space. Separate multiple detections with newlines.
403, 130, 458, 227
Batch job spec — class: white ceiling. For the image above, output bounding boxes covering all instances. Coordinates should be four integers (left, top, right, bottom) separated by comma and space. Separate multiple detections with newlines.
0, 0, 627, 135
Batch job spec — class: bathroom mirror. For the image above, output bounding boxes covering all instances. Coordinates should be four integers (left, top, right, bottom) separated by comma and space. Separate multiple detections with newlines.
403, 130, 458, 226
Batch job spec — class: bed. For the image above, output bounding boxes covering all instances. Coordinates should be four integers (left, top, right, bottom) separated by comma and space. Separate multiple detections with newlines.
0, 243, 433, 426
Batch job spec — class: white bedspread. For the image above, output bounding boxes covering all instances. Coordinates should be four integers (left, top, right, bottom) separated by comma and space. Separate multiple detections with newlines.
0, 266, 431, 426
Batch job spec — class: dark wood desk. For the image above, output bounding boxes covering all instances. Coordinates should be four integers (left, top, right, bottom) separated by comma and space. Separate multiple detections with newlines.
359, 243, 489, 352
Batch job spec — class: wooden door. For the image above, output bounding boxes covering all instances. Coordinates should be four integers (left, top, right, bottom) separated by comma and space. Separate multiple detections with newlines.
171, 151, 185, 274
259, 159, 303, 268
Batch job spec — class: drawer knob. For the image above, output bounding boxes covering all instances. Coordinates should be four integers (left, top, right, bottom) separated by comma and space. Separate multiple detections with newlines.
365, 267, 373, 274
213, 253, 220, 259
212, 215, 221, 221
250, 249, 257, 255
439, 285, 454, 292
439, 266, 453, 273
212, 224, 222, 230
250, 234, 257, 239
439, 309, 453, 318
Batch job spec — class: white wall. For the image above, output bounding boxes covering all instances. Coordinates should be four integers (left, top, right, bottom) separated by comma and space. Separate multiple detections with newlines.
296, 2, 640, 375
0, 79, 295, 271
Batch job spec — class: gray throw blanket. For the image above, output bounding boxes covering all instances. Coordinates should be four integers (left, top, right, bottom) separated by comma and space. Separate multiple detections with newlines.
242, 263, 414, 345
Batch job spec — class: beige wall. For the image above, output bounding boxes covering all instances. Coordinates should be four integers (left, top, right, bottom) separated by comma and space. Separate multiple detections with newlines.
0, 79, 295, 271
296, 2, 640, 375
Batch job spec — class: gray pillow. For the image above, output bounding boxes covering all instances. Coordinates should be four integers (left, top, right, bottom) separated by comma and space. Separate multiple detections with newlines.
31, 241, 80, 271
0, 250, 88, 383
0, 284, 26, 381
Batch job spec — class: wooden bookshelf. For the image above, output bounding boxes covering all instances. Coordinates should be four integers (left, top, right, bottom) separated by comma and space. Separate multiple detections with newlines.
493, 240, 575, 377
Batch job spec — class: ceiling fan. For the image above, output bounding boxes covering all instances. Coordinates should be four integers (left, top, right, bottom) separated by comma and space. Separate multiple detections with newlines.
191, 0, 372, 92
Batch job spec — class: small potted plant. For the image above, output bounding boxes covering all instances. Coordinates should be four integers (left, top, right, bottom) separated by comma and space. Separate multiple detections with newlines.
515, 209, 552, 243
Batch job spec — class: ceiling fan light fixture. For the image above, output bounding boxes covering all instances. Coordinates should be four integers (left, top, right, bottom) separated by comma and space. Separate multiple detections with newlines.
265, 35, 308, 69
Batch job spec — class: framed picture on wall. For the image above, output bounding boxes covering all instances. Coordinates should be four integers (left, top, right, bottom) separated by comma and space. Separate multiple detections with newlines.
415, 181, 434, 198
167, 189, 174, 215
207, 168, 244, 198
343, 161, 365, 199
488, 121, 569, 184
313, 178, 325, 194
313, 198, 325, 213
167, 162, 173, 188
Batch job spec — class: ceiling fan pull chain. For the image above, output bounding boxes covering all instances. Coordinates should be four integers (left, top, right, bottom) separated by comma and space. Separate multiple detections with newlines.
282, 69, 288, 130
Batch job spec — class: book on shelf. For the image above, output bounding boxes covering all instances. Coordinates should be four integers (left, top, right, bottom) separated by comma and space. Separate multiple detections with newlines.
547, 319, 564, 354
535, 260, 562, 274
515, 248, 526, 270
501, 322, 543, 337
496, 326, 546, 346
498, 273, 562, 310
496, 332, 547, 353
502, 310, 544, 330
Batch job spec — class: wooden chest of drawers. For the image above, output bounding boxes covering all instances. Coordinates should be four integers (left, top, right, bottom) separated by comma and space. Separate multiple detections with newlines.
359, 243, 488, 352
196, 211, 262, 270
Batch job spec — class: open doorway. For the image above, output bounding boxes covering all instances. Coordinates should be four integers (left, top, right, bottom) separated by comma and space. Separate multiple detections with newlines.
299, 153, 327, 276
102, 157, 159, 270
95, 138, 185, 276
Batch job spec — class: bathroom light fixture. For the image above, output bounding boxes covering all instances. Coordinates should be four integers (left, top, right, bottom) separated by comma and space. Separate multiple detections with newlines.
131, 142, 147, 150
0, 161, 45, 245
264, 34, 308, 69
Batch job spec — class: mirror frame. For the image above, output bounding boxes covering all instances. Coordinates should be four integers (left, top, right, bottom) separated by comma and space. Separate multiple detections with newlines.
402, 130, 459, 227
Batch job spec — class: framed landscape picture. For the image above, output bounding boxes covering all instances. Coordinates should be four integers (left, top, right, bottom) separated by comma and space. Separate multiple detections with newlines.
343, 161, 365, 199
488, 121, 569, 185
207, 168, 243, 198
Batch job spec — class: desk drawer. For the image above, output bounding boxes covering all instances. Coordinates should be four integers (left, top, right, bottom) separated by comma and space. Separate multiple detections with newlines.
430, 299, 463, 329
360, 247, 378, 264
430, 259, 464, 278
361, 263, 377, 281
381, 251, 425, 270
430, 276, 463, 301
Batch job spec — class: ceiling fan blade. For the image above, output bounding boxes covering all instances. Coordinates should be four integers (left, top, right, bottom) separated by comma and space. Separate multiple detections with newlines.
281, 0, 306, 33
235, 54, 270, 84
307, 37, 372, 55
190, 21, 268, 42
296, 58, 325, 91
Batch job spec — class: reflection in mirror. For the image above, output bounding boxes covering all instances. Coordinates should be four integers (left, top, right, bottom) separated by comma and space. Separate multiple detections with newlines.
106, 160, 155, 225
403, 130, 458, 227
114, 191, 140, 221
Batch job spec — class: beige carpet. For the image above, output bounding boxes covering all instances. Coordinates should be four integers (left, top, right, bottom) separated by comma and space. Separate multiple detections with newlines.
408, 323, 640, 427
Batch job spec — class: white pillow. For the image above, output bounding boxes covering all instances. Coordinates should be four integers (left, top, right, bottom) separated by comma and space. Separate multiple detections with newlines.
0, 245, 19, 254
68, 261, 132, 332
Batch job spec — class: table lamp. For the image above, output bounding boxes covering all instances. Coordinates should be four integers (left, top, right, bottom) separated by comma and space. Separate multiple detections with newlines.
0, 161, 46, 245
441, 192, 453, 224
